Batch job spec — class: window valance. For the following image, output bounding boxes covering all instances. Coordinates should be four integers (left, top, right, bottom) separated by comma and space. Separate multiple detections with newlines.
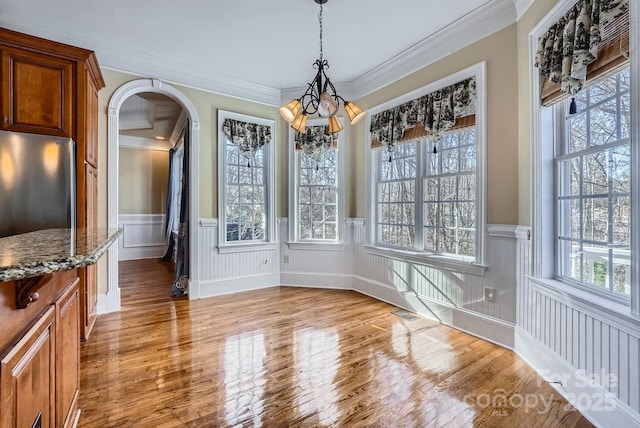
222, 118, 271, 160
294, 125, 337, 161
370, 77, 476, 152
534, 0, 629, 104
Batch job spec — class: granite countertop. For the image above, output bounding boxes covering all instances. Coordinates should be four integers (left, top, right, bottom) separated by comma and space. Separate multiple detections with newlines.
0, 228, 121, 282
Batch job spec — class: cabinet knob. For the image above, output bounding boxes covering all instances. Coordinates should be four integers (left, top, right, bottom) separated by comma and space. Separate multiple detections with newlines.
3, 115, 7, 124
28, 292, 39, 303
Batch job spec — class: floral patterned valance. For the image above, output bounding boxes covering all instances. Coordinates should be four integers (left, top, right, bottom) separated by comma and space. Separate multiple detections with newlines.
370, 77, 476, 149
534, 0, 628, 97
222, 118, 271, 160
295, 125, 337, 162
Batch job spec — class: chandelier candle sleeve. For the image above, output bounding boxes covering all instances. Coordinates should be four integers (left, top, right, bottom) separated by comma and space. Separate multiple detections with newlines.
279, 0, 365, 134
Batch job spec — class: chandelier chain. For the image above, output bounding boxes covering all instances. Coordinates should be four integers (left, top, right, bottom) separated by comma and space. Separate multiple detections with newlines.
319, 4, 323, 62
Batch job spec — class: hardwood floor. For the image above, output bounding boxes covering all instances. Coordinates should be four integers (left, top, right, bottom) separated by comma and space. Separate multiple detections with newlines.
118, 258, 180, 309
78, 260, 592, 427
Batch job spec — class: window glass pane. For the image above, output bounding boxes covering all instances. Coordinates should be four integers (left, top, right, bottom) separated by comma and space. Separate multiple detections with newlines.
582, 152, 608, 195
589, 75, 617, 104
441, 148, 458, 174
569, 114, 587, 153
589, 99, 618, 147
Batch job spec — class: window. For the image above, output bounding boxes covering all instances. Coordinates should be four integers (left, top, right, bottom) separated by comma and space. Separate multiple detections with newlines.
289, 119, 344, 245
531, 0, 636, 311
218, 111, 275, 250
555, 68, 631, 299
425, 129, 477, 258
367, 63, 486, 267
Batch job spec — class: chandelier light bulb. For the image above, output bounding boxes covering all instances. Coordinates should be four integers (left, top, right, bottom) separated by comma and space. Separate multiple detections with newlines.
318, 92, 338, 117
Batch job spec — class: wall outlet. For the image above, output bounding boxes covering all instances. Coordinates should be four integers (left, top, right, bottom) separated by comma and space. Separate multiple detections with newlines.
283, 255, 290, 263
484, 286, 496, 303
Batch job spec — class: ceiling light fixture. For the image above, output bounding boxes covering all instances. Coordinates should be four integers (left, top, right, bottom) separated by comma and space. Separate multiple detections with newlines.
279, 0, 365, 134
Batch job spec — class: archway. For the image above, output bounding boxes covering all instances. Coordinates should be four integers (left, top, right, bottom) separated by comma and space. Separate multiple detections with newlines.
106, 79, 200, 311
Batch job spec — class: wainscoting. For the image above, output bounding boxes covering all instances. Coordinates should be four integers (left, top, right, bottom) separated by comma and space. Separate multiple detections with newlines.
190, 217, 639, 426
117, 214, 166, 260
515, 237, 640, 427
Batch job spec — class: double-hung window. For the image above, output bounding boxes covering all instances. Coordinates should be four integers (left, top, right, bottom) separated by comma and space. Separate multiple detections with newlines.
533, 0, 636, 309
218, 110, 276, 251
368, 63, 486, 267
556, 69, 631, 299
289, 118, 344, 245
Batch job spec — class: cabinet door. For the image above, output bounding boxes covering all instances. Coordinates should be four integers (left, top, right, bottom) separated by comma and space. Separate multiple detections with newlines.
56, 279, 80, 428
0, 306, 55, 428
0, 48, 74, 137
85, 77, 99, 167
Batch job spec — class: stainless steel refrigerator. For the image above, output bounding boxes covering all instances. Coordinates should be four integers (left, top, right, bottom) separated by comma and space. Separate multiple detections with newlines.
0, 130, 75, 238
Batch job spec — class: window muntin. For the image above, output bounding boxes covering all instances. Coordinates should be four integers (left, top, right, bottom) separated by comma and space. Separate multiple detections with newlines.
556, 68, 631, 298
424, 129, 476, 258
297, 148, 338, 241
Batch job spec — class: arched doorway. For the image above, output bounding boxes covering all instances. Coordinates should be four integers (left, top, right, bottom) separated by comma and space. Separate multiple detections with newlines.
106, 79, 200, 311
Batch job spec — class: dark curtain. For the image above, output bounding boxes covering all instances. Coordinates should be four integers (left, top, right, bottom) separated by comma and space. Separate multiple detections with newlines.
160, 148, 176, 261
170, 125, 190, 296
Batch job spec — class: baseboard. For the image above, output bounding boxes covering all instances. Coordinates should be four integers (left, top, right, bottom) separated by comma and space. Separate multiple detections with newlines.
198, 273, 280, 299
514, 327, 640, 428
97, 288, 121, 315
353, 275, 515, 348
280, 272, 353, 290
118, 246, 165, 261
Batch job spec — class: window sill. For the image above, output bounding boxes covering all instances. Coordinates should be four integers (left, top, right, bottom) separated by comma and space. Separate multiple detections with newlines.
286, 241, 345, 251
217, 242, 278, 254
363, 245, 486, 276
527, 276, 640, 328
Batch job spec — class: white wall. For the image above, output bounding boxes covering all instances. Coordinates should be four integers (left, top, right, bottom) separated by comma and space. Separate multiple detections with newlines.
117, 214, 166, 260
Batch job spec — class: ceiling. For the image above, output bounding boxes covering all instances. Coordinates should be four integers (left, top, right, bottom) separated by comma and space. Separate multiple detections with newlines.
119, 92, 183, 142
0, 1, 530, 105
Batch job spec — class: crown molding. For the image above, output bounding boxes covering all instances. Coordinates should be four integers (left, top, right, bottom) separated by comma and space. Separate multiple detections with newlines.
0, 13, 281, 106
513, 0, 536, 20
119, 135, 173, 152
348, 0, 517, 100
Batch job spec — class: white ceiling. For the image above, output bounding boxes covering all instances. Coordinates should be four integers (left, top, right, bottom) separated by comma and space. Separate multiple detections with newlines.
0, 0, 531, 105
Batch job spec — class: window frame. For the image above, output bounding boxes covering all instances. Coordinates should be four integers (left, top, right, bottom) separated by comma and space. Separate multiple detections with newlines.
365, 62, 487, 272
217, 110, 277, 253
530, 0, 639, 315
288, 117, 345, 250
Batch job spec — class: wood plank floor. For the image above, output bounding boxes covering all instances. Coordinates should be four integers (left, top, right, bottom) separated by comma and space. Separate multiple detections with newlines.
78, 260, 593, 427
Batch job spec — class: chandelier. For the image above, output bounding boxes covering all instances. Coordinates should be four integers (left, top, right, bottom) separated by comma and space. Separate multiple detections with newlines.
279, 0, 365, 134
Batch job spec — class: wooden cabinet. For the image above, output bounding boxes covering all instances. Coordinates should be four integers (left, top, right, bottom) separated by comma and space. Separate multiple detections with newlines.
0, 47, 74, 137
0, 307, 55, 428
0, 27, 105, 342
0, 271, 80, 428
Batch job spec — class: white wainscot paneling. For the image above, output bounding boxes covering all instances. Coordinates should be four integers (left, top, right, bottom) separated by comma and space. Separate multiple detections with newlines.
278, 218, 354, 290
195, 219, 279, 299
352, 223, 521, 348
515, 234, 640, 428
118, 214, 166, 260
